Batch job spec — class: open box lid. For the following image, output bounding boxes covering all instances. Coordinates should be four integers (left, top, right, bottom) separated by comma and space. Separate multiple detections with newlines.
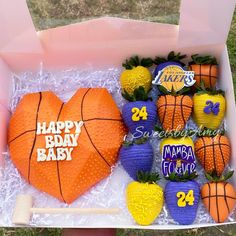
0, 0, 236, 228
0, 0, 235, 64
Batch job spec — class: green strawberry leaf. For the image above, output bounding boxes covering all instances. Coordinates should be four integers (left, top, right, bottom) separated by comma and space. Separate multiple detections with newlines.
165, 171, 198, 182
122, 56, 153, 69
205, 170, 234, 182
153, 51, 186, 66
137, 171, 161, 184
122, 86, 151, 102
189, 54, 218, 65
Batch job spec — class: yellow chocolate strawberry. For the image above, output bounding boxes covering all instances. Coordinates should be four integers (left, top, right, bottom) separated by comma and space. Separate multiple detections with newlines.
126, 171, 164, 226
160, 136, 196, 178
193, 89, 226, 130
120, 56, 153, 96
160, 136, 194, 153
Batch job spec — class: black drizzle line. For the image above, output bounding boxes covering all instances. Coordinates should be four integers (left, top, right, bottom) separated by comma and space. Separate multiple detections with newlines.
224, 182, 230, 213
218, 135, 226, 168
81, 88, 111, 167
201, 137, 206, 170
212, 137, 217, 173
207, 183, 211, 215
200, 64, 202, 83
83, 118, 123, 122
180, 95, 185, 124
9, 129, 36, 144
216, 182, 220, 223
161, 96, 167, 126
157, 103, 192, 111
202, 194, 236, 200
28, 92, 42, 183
55, 103, 66, 203
195, 143, 230, 153
171, 96, 176, 130
193, 74, 217, 79
209, 64, 213, 88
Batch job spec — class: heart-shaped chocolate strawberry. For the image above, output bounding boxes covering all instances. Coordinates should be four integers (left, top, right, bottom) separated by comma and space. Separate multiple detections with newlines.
8, 88, 125, 204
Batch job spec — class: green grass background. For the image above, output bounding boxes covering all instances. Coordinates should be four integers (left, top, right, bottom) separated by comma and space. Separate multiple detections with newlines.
0, 1, 235, 235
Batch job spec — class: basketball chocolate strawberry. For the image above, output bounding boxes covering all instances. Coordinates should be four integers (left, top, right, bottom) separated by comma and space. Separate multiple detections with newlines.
195, 134, 231, 176
160, 136, 196, 178
126, 171, 164, 225
120, 56, 153, 96
122, 86, 157, 137
157, 87, 193, 131
201, 171, 236, 223
189, 54, 218, 89
153, 51, 186, 78
165, 172, 200, 225
119, 138, 153, 180
193, 87, 226, 130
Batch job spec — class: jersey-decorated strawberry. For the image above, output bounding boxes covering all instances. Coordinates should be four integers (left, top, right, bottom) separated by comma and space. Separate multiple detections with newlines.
153, 51, 186, 78
160, 136, 196, 177
122, 86, 157, 138
120, 56, 153, 96
201, 171, 236, 223
165, 172, 200, 225
119, 138, 153, 180
193, 87, 226, 130
126, 171, 164, 225
195, 134, 231, 176
189, 54, 218, 89
157, 87, 193, 131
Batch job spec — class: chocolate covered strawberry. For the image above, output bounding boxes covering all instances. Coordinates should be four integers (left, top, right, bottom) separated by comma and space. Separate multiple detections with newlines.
157, 87, 193, 131
160, 136, 196, 178
119, 138, 153, 180
122, 86, 157, 137
126, 172, 164, 225
195, 134, 231, 176
165, 172, 200, 225
193, 88, 226, 130
120, 56, 153, 96
201, 171, 236, 223
189, 54, 218, 89
153, 51, 186, 78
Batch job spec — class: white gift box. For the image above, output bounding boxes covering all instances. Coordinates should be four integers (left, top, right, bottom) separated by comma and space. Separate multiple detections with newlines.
0, 0, 235, 229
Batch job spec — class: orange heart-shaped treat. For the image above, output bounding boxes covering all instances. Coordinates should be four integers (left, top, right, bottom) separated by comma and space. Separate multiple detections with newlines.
8, 88, 126, 204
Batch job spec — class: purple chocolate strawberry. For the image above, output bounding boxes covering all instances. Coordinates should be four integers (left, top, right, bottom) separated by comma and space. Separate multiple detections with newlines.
165, 172, 200, 225
122, 86, 157, 138
119, 139, 153, 180
153, 51, 186, 78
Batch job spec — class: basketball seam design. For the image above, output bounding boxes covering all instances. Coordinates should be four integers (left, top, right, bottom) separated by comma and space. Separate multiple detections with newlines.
180, 96, 185, 124
219, 135, 226, 168
158, 103, 192, 110
202, 194, 236, 200
195, 143, 230, 153
9, 129, 36, 144
81, 88, 111, 167
161, 96, 167, 126
224, 183, 230, 213
8, 119, 123, 144
28, 92, 42, 183
171, 96, 176, 130
55, 102, 66, 203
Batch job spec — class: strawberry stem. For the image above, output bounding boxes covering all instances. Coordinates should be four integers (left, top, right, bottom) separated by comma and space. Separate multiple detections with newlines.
165, 171, 198, 182
122, 137, 149, 147
122, 56, 153, 69
205, 170, 234, 182
122, 86, 151, 102
137, 171, 161, 184
189, 54, 218, 65
153, 51, 186, 66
